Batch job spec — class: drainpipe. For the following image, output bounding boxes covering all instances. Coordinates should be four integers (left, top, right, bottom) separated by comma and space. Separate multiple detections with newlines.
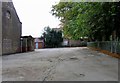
31, 39, 32, 51
26, 38, 27, 52
20, 38, 23, 52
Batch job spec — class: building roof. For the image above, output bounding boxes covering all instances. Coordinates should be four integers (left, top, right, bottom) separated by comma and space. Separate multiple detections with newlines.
52, 28, 62, 32
34, 38, 44, 43
21, 36, 33, 38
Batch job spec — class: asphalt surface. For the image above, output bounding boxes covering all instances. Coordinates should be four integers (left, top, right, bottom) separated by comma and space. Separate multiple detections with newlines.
2, 47, 118, 81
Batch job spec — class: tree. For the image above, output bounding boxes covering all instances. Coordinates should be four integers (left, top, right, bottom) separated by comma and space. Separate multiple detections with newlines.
51, 2, 120, 41
43, 26, 63, 48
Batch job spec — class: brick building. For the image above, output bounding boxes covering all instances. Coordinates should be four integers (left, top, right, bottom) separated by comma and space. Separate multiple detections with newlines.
0, 1, 22, 55
21, 36, 34, 52
34, 38, 44, 49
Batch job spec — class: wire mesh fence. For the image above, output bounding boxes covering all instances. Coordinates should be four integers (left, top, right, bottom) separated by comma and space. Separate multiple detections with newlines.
87, 41, 120, 54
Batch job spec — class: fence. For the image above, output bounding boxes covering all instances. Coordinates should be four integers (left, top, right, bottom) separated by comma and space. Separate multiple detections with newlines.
87, 41, 120, 54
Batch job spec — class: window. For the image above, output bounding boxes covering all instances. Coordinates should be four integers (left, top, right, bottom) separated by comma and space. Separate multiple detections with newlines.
6, 10, 11, 19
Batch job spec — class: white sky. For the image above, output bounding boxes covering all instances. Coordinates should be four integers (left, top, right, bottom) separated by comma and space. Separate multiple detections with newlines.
12, 0, 60, 37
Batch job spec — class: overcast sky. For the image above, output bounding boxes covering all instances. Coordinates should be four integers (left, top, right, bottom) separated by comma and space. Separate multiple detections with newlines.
12, 0, 60, 37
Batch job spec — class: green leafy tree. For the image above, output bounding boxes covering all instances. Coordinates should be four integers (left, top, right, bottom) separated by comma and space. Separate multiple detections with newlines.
43, 26, 63, 48
51, 2, 120, 41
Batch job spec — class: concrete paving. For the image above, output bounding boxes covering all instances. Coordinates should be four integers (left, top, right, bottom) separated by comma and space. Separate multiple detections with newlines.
2, 47, 118, 81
